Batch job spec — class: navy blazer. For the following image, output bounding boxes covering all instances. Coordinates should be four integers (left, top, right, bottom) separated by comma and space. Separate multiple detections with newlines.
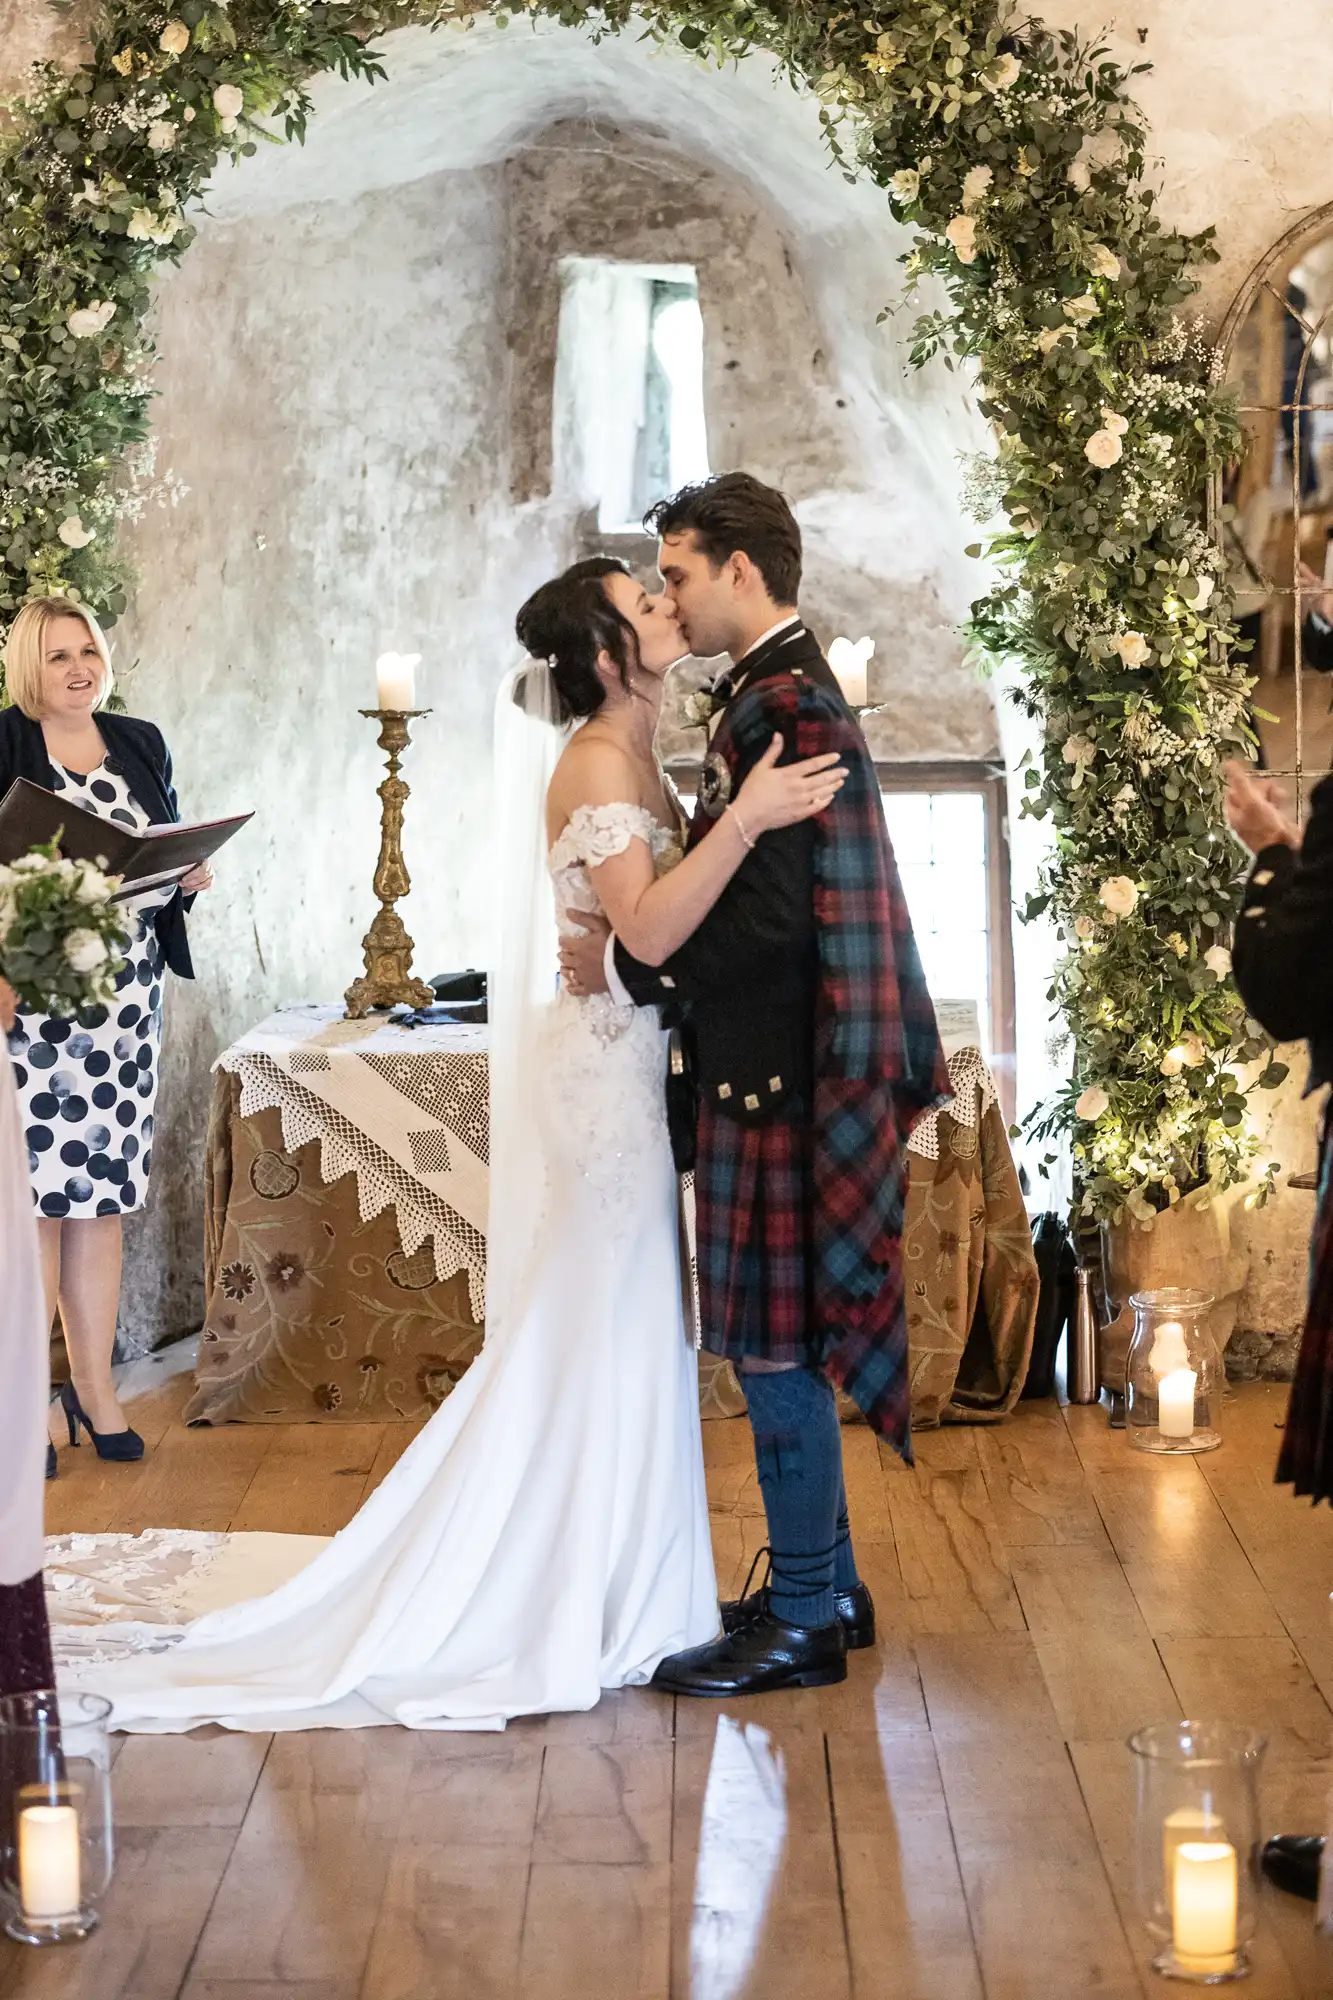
0, 707, 194, 980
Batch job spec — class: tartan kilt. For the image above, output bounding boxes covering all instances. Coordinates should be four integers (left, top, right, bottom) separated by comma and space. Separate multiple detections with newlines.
694, 1099, 815, 1367
1276, 1110, 1333, 1505
692, 1097, 912, 1462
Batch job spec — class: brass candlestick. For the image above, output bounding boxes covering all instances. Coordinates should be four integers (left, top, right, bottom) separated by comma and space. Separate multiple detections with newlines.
344, 707, 435, 1019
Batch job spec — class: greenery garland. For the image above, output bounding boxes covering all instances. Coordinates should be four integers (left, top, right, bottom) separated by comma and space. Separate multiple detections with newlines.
0, 0, 1283, 1222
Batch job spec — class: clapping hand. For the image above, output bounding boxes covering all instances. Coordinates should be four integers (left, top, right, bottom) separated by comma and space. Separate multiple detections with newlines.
1298, 561, 1333, 627
1223, 760, 1301, 857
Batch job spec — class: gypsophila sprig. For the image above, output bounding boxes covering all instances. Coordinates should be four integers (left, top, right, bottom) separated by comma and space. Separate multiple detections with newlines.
0, 0, 1264, 1218
0, 842, 128, 1015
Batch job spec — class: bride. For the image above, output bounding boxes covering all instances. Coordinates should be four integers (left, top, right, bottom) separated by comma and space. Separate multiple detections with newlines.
49, 556, 844, 1731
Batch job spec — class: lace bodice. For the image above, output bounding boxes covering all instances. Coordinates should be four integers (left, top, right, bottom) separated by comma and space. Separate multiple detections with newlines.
548, 802, 683, 935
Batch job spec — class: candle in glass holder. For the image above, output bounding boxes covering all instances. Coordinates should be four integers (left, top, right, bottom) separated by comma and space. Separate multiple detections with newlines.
18, 1804, 81, 1920
376, 652, 419, 711
1173, 1840, 1238, 1976
828, 635, 873, 708
1163, 1806, 1224, 1889
1158, 1366, 1198, 1439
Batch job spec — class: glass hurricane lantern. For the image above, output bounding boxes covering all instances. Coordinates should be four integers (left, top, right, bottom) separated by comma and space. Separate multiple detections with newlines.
0, 1690, 114, 1946
1129, 1719, 1266, 1983
1125, 1287, 1222, 1455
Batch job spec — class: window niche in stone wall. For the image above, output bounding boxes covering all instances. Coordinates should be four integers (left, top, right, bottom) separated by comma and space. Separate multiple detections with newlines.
553, 258, 710, 540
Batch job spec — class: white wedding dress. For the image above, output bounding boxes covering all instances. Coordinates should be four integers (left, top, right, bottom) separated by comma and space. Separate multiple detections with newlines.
49, 801, 718, 1731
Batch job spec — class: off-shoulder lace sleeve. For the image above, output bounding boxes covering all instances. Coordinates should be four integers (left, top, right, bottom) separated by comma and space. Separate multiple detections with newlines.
551, 802, 660, 872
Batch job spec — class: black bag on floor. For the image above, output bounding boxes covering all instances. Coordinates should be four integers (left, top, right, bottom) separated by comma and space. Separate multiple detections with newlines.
1022, 1211, 1077, 1400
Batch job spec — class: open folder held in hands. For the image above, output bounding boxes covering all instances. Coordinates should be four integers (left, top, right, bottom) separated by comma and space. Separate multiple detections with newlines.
0, 777, 253, 900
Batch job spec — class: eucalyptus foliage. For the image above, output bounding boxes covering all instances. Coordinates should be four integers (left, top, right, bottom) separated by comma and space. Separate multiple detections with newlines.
0, 0, 1273, 1219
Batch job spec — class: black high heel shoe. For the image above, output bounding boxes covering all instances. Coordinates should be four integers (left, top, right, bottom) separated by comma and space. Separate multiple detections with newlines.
60, 1380, 144, 1462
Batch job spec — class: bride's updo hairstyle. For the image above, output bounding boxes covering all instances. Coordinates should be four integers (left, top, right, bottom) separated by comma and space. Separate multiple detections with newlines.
514, 556, 641, 726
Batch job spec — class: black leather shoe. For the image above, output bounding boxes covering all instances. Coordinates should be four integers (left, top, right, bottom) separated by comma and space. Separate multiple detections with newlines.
46, 1441, 57, 1482
1260, 1834, 1323, 1901
652, 1609, 847, 1697
721, 1571, 875, 1650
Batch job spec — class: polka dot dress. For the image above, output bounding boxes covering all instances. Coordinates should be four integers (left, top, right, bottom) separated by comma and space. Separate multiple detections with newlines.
7, 759, 173, 1220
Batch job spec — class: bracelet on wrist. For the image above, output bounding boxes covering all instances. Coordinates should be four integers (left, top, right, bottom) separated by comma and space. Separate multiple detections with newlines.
726, 803, 756, 851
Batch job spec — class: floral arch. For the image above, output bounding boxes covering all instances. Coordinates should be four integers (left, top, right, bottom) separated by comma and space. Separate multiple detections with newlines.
0, 0, 1276, 1220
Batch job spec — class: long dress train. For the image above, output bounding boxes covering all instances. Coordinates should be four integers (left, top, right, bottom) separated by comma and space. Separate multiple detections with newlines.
50, 804, 717, 1731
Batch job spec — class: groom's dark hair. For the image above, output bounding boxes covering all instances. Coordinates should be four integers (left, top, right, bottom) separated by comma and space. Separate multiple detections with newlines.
645, 472, 802, 605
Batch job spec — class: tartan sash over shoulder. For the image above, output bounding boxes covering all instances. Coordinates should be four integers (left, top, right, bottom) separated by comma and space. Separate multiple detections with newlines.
706, 660, 951, 1455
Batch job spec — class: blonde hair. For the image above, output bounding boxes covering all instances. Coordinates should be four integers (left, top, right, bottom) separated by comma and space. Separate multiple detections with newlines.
2, 598, 114, 720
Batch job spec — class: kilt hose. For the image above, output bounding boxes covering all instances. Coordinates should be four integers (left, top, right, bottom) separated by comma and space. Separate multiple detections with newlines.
1277, 1106, 1333, 1505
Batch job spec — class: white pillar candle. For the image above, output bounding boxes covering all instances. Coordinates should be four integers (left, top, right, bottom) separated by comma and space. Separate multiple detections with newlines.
828, 635, 873, 708
1163, 1806, 1224, 1890
1158, 1366, 1198, 1439
376, 651, 419, 711
18, 1805, 81, 1920
1173, 1840, 1238, 1976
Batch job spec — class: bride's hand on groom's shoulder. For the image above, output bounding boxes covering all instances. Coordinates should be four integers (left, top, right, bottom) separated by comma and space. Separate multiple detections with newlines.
560, 911, 612, 999
735, 736, 847, 835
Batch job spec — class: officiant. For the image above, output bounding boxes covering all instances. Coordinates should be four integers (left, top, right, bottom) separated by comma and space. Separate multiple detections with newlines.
0, 597, 213, 1469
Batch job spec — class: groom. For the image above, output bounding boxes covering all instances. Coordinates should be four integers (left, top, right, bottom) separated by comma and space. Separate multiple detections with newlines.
560, 472, 949, 1696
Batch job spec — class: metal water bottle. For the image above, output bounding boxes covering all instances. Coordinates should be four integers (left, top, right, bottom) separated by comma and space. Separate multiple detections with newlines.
1069, 1265, 1101, 1404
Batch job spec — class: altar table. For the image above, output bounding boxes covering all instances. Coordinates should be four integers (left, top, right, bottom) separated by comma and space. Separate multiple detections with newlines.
189, 1008, 1036, 1427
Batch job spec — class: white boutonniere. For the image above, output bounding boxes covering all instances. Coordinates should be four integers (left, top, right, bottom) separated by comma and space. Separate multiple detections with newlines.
682, 688, 722, 730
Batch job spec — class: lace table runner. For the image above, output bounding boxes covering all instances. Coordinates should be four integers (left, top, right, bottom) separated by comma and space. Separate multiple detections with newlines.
216, 1004, 490, 1318
906, 1045, 998, 1162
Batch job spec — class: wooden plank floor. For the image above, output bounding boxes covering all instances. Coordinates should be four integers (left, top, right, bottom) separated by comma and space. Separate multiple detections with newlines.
11, 1375, 1333, 1996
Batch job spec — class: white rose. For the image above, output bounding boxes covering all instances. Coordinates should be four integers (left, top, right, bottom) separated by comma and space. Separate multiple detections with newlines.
67, 300, 115, 339
1075, 1085, 1109, 1121
57, 515, 95, 549
64, 928, 109, 974
988, 52, 1021, 89
1160, 1051, 1183, 1078
75, 868, 110, 905
147, 120, 177, 152
1098, 875, 1139, 919
159, 18, 190, 53
1115, 631, 1151, 668
1100, 408, 1129, 436
890, 169, 920, 203
1084, 428, 1123, 468
212, 83, 244, 121
150, 213, 182, 244
962, 164, 993, 209
1061, 734, 1095, 786
126, 208, 156, 241
1178, 1034, 1206, 1069
1088, 243, 1121, 281
1063, 292, 1100, 326
945, 214, 978, 263
1204, 944, 1232, 979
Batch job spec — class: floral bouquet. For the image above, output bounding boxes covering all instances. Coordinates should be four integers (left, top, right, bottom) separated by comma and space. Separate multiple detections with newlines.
0, 840, 128, 1017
